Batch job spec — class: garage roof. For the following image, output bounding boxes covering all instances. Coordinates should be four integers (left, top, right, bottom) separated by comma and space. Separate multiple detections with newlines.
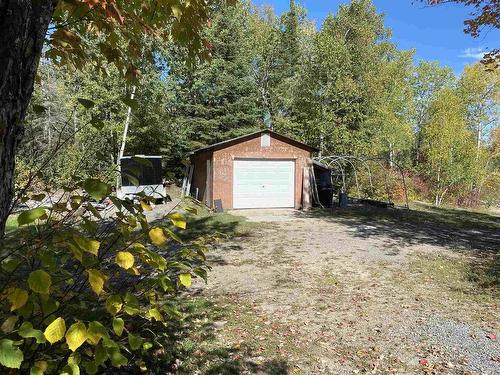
190, 129, 319, 155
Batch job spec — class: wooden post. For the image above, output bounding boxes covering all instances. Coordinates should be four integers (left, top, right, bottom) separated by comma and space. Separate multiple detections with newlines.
302, 167, 312, 210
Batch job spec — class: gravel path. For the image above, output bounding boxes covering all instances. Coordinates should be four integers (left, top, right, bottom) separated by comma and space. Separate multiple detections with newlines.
417, 317, 499, 374
196, 208, 499, 374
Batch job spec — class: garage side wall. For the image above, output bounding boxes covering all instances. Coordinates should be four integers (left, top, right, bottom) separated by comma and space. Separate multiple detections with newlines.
212, 134, 311, 209
190, 151, 213, 206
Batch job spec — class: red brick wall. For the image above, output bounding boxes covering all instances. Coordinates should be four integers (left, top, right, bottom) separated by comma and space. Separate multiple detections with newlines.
211, 133, 312, 209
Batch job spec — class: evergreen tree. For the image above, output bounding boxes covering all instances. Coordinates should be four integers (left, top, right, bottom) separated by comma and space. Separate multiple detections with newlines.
168, 2, 263, 150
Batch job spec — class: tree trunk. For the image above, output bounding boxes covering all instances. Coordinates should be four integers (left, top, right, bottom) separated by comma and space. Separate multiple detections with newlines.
0, 1, 57, 237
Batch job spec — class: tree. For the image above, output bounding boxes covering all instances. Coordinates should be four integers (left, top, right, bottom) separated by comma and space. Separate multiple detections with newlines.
372, 50, 416, 167
421, 88, 476, 206
411, 61, 455, 162
167, 1, 263, 150
458, 63, 499, 151
456, 63, 499, 204
0, 0, 223, 237
295, 0, 396, 156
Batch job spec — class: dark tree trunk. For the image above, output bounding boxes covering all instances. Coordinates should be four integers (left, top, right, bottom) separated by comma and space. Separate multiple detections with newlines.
0, 0, 57, 237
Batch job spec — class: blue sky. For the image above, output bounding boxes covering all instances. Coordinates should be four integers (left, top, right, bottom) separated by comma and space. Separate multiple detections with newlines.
252, 0, 500, 74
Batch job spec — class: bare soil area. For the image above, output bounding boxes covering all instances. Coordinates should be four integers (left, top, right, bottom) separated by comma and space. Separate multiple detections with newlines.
179, 205, 499, 374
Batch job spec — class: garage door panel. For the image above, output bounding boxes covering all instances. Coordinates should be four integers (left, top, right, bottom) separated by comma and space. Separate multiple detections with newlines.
233, 160, 295, 209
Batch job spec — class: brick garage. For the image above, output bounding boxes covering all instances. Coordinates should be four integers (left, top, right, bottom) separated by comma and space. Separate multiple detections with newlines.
188, 130, 317, 210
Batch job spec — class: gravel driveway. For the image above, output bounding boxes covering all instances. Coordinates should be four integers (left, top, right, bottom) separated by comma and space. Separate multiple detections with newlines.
191, 207, 499, 374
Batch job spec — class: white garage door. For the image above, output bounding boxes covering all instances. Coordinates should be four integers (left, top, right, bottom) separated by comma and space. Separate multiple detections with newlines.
233, 159, 295, 209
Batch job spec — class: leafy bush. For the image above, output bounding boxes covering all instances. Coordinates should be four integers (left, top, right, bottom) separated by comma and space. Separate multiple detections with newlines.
0, 178, 211, 374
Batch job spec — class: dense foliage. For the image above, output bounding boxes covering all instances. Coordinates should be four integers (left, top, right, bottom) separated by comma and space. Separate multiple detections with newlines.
1, 159, 212, 373
1, 0, 499, 373
20, 0, 499, 208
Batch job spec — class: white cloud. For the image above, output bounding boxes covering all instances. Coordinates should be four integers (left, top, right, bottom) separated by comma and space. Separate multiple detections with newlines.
459, 47, 487, 60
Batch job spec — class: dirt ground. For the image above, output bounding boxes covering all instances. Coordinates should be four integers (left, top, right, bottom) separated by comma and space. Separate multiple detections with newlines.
184, 206, 499, 375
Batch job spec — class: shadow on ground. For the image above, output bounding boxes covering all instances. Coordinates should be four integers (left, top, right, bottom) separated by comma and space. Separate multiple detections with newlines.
302, 203, 499, 252
301, 203, 499, 288
149, 291, 289, 375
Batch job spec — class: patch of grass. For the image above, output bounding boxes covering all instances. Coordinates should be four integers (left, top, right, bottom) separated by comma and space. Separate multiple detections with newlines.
406, 253, 499, 307
306, 202, 499, 233
172, 295, 293, 375
180, 206, 258, 241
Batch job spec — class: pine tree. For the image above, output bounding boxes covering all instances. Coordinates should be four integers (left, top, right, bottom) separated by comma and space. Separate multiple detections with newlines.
168, 2, 263, 150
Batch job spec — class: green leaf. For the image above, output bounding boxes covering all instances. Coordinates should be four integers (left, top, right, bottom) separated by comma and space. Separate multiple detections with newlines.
73, 234, 100, 255
163, 228, 183, 244
61, 363, 80, 375
121, 97, 138, 110
82, 179, 111, 200
66, 322, 87, 352
17, 207, 46, 226
0, 339, 24, 369
128, 333, 143, 351
179, 273, 192, 288
30, 365, 44, 375
44, 317, 66, 344
77, 98, 95, 109
123, 292, 140, 316
105, 295, 122, 316
131, 156, 153, 168
115, 252, 134, 270
82, 361, 98, 375
31, 193, 46, 202
122, 172, 140, 187
107, 348, 127, 367
112, 318, 124, 337
90, 116, 105, 130
87, 269, 105, 295
32, 104, 47, 114
18, 322, 46, 343
94, 344, 108, 365
28, 270, 51, 294
87, 321, 108, 346
7, 288, 28, 311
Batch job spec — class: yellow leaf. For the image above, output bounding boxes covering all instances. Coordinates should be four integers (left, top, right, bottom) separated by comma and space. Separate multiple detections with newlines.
179, 273, 191, 288
148, 227, 167, 246
44, 317, 66, 344
169, 213, 186, 229
148, 308, 163, 322
65, 322, 87, 352
87, 269, 105, 295
7, 288, 28, 311
140, 200, 152, 211
115, 252, 134, 270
